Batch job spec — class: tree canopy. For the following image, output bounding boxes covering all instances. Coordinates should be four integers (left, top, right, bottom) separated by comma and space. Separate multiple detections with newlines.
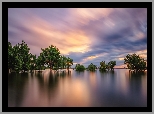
124, 53, 146, 71
108, 61, 116, 70
87, 63, 97, 71
99, 61, 107, 71
65, 57, 73, 71
99, 61, 116, 71
40, 45, 61, 70
8, 41, 73, 73
75, 64, 86, 71
8, 40, 32, 73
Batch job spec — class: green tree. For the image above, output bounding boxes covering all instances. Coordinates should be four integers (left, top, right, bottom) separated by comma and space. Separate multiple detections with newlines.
87, 63, 97, 71
106, 64, 110, 71
108, 61, 116, 70
18, 40, 31, 72
75, 64, 86, 71
12, 44, 22, 73
29, 53, 37, 72
8, 42, 14, 73
66, 57, 73, 72
8, 40, 31, 73
36, 55, 44, 71
59, 55, 67, 69
124, 53, 146, 71
99, 61, 107, 71
40, 45, 61, 70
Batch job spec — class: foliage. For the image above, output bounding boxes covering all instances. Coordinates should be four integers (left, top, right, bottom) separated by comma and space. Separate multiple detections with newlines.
75, 64, 86, 71
8, 40, 74, 73
8, 40, 32, 73
58, 55, 67, 69
18, 40, 31, 72
12, 44, 22, 73
66, 57, 73, 71
108, 61, 116, 70
99, 61, 107, 71
29, 53, 37, 72
99, 61, 116, 71
87, 63, 97, 71
124, 53, 146, 71
35, 55, 45, 71
8, 42, 14, 71
40, 45, 61, 70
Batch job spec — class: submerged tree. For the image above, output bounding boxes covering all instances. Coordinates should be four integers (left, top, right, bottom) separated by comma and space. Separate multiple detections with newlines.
8, 40, 32, 73
124, 53, 146, 71
108, 61, 116, 70
8, 42, 14, 73
11, 43, 22, 73
99, 61, 116, 71
99, 61, 107, 71
40, 45, 61, 70
29, 53, 37, 72
8, 41, 74, 73
87, 63, 97, 71
59, 55, 67, 69
75, 64, 86, 71
35, 55, 44, 71
18, 40, 31, 72
66, 57, 73, 72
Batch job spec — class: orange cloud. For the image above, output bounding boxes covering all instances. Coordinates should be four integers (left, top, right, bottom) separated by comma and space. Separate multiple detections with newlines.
14, 13, 91, 56
119, 57, 124, 60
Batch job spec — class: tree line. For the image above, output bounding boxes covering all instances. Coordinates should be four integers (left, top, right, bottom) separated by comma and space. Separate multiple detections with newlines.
75, 61, 116, 72
8, 40, 73, 73
8, 40, 147, 73
75, 55, 146, 72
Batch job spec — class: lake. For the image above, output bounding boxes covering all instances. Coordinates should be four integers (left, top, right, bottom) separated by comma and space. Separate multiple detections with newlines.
8, 69, 147, 107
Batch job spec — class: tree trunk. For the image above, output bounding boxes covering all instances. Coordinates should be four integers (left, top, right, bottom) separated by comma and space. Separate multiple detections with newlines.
67, 67, 69, 72
50, 64, 52, 70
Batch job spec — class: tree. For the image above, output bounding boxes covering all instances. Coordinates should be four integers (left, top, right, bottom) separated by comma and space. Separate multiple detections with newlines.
75, 64, 86, 71
106, 64, 110, 71
99, 61, 107, 71
29, 53, 37, 72
36, 55, 44, 71
59, 55, 67, 69
87, 63, 97, 71
124, 53, 146, 71
11, 44, 22, 73
8, 42, 14, 72
40, 45, 61, 70
18, 40, 31, 72
108, 61, 116, 70
8, 40, 31, 73
65, 57, 73, 72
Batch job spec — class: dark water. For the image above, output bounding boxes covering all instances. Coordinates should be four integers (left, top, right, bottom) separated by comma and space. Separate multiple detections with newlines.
8, 69, 147, 107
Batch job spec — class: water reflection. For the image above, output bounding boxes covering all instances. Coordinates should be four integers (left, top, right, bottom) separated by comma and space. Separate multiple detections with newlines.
125, 70, 147, 106
8, 69, 147, 107
8, 73, 29, 107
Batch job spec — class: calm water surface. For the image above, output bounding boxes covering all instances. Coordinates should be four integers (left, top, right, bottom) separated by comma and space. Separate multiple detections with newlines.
8, 69, 147, 107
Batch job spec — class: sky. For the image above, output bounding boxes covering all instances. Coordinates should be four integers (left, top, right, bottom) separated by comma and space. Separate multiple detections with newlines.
8, 8, 147, 68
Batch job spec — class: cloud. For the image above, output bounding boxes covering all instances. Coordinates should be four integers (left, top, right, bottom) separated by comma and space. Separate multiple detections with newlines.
8, 8, 91, 56
68, 8, 114, 26
8, 8, 147, 68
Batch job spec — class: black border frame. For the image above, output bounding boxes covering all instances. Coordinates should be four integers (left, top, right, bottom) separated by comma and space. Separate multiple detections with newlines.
2, 2, 152, 112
